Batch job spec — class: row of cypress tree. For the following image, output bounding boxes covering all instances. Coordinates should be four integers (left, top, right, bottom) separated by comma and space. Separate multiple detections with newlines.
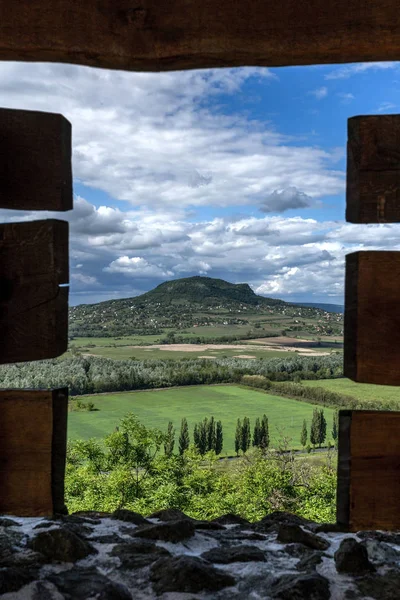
167, 415, 269, 457
167, 410, 338, 458
169, 417, 223, 456
300, 410, 338, 448
234, 415, 269, 455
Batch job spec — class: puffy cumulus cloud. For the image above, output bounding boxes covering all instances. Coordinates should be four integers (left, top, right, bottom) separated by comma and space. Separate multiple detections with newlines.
104, 256, 174, 278
0, 62, 343, 212
260, 187, 312, 213
71, 197, 129, 235
48, 198, 400, 304
256, 261, 345, 297
71, 273, 99, 286
5, 191, 400, 303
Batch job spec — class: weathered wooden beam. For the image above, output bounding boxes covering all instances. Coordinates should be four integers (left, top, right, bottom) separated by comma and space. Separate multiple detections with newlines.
0, 108, 72, 212
344, 251, 400, 386
0, 389, 68, 517
346, 115, 400, 223
1, 1, 400, 71
337, 410, 400, 531
0, 219, 69, 364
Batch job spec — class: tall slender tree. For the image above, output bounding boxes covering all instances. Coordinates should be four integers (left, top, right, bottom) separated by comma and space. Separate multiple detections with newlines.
207, 416, 216, 451
178, 418, 189, 456
193, 423, 199, 450
332, 412, 339, 445
310, 408, 319, 448
260, 414, 269, 450
235, 418, 242, 456
300, 419, 307, 448
215, 420, 223, 455
164, 421, 175, 457
253, 417, 261, 447
198, 418, 208, 455
319, 410, 327, 447
241, 417, 251, 453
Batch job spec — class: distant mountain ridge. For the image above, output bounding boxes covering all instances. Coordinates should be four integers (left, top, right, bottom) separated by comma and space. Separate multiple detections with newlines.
69, 276, 342, 338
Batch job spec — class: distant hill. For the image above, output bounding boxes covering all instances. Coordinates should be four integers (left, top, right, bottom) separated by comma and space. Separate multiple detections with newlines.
294, 302, 344, 314
69, 276, 343, 338
134, 276, 285, 307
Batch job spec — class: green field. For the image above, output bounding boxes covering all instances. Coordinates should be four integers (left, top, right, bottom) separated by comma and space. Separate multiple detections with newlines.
303, 378, 400, 405
68, 385, 335, 453
69, 334, 165, 347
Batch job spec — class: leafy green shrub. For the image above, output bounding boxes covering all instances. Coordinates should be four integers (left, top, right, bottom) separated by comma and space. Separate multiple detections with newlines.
65, 414, 336, 523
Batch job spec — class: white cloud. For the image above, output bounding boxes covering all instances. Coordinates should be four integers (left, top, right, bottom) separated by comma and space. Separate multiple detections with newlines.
71, 273, 99, 286
260, 187, 312, 213
104, 256, 174, 278
325, 62, 399, 80
376, 101, 396, 112
309, 87, 328, 100
4, 62, 391, 304
0, 62, 344, 212
337, 92, 355, 104
46, 198, 400, 302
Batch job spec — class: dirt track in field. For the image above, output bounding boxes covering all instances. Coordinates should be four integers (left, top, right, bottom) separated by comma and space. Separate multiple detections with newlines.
123, 343, 330, 356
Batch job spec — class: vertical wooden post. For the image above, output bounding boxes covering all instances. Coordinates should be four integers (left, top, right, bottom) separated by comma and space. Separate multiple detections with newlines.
337, 410, 400, 531
344, 251, 400, 385
0, 219, 69, 364
0, 108, 72, 516
0, 108, 72, 211
0, 389, 68, 516
346, 115, 400, 223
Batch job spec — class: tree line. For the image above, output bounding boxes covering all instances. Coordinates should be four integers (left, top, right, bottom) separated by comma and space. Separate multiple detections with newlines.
235, 415, 269, 454
241, 374, 398, 412
170, 409, 338, 457
162, 414, 271, 457
0, 354, 343, 397
165, 417, 224, 457
300, 410, 338, 449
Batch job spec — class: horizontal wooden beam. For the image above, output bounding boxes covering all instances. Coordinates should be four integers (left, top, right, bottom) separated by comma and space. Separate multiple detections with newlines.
347, 115, 400, 223
0, 389, 68, 517
344, 251, 400, 385
337, 410, 400, 531
0, 108, 72, 211
0, 219, 69, 364
1, 1, 400, 71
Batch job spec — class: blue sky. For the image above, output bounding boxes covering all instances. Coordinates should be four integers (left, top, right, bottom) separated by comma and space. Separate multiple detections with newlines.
1, 61, 399, 306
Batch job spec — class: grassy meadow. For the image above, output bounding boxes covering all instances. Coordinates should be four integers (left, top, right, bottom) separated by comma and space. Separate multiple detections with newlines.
303, 378, 400, 406
68, 384, 335, 453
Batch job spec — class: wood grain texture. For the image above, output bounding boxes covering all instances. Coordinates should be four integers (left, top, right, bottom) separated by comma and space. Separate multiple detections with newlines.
1, 0, 400, 71
349, 411, 400, 531
0, 108, 72, 211
0, 389, 68, 517
347, 116, 400, 223
336, 411, 351, 529
52, 389, 69, 515
344, 251, 400, 385
0, 219, 69, 364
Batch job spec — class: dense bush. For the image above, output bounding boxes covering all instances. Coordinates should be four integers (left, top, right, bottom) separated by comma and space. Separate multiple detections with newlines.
65, 413, 337, 523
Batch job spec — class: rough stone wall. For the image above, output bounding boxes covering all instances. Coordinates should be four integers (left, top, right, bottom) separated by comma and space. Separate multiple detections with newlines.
0, 510, 399, 599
